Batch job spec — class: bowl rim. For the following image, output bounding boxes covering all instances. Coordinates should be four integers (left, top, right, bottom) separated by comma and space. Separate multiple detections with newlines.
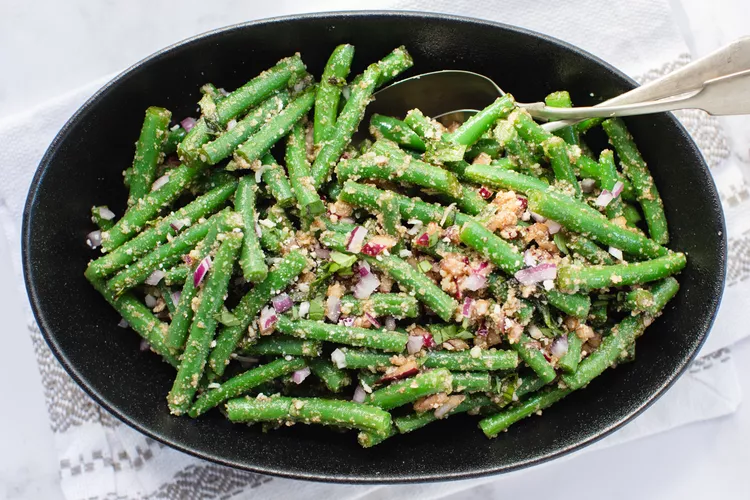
22, 9, 727, 483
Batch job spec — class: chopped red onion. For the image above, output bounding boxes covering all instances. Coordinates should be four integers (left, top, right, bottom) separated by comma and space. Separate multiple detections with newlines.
612, 181, 624, 198
474, 261, 491, 276
86, 230, 102, 249
365, 312, 381, 328
298, 301, 310, 318
462, 273, 487, 291
514, 263, 557, 285
193, 256, 212, 287
171, 290, 181, 306
353, 385, 367, 403
528, 324, 543, 340
99, 207, 115, 220
581, 178, 597, 193
341, 316, 355, 327
423, 333, 436, 348
543, 279, 555, 291
271, 293, 293, 313
314, 246, 331, 259
384, 316, 397, 331
378, 366, 419, 383
434, 395, 464, 419
476, 325, 488, 336
346, 226, 368, 253
407, 335, 424, 354
414, 232, 430, 246
226, 119, 237, 131
259, 306, 278, 333
462, 297, 473, 317
150, 174, 170, 192
530, 211, 547, 223
358, 261, 371, 277
406, 219, 423, 235
170, 219, 186, 231
291, 367, 311, 385
144, 294, 157, 308
517, 196, 528, 211
361, 241, 387, 256
145, 269, 165, 286
595, 190, 614, 207
551, 335, 569, 358
139, 339, 151, 352
545, 219, 562, 234
180, 117, 197, 132
353, 264, 380, 299
331, 348, 347, 368
117, 318, 129, 328
608, 246, 624, 260
254, 165, 270, 183
326, 296, 341, 322
478, 186, 493, 199
523, 249, 538, 267
254, 222, 263, 238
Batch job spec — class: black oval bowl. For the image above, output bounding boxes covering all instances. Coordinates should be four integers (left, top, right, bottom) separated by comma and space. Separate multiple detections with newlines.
22, 11, 725, 482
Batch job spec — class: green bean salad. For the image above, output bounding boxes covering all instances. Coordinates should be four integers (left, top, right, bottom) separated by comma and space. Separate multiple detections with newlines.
84, 44, 686, 446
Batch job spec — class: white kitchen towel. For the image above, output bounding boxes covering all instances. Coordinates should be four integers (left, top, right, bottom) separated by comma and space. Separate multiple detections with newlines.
1, 1, 748, 499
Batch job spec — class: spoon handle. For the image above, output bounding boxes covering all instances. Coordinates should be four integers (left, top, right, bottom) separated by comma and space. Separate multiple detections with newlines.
542, 37, 750, 130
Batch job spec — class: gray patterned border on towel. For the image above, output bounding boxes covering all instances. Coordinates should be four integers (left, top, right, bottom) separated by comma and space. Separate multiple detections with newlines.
27, 53, 740, 499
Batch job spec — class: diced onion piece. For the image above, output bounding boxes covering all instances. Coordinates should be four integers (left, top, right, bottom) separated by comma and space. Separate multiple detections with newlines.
171, 290, 182, 306
255, 165, 270, 183
407, 335, 424, 354
326, 296, 341, 322
353, 264, 380, 299
530, 211, 547, 223
314, 246, 331, 259
545, 219, 562, 234
298, 301, 310, 318
117, 318, 129, 329
422, 333, 436, 348
434, 395, 465, 419
551, 335, 569, 358
180, 117, 197, 132
259, 306, 278, 334
528, 324, 544, 340
291, 367, 311, 385
385, 316, 397, 331
346, 226, 368, 253
144, 294, 157, 308
595, 189, 614, 207
581, 178, 597, 193
139, 339, 151, 352
612, 181, 624, 198
331, 348, 347, 368
150, 174, 170, 192
406, 219, 423, 235
193, 256, 212, 287
478, 186, 493, 199
353, 385, 367, 403
341, 316, 355, 327
86, 230, 102, 249
523, 249, 538, 267
462, 297, 473, 317
608, 246, 624, 260
462, 273, 487, 291
514, 263, 557, 285
365, 312, 381, 328
98, 207, 115, 220
271, 293, 293, 313
145, 269, 165, 286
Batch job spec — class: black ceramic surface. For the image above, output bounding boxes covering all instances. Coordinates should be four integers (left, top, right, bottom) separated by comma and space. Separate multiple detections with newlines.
23, 12, 726, 482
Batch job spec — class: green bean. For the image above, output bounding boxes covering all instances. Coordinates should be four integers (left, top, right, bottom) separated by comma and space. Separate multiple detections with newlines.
226, 395, 393, 437
543, 136, 581, 197
422, 349, 519, 371
336, 150, 462, 199
576, 117, 604, 134
563, 233, 615, 265
308, 359, 352, 393
126, 107, 172, 206
561, 314, 646, 390
557, 331, 583, 374
159, 282, 177, 315
619, 288, 655, 313
404, 108, 442, 140
479, 387, 571, 438
357, 428, 398, 448
339, 181, 453, 226
311, 59, 382, 187
494, 121, 541, 175
240, 336, 323, 357
234, 85, 317, 164
602, 118, 669, 244
373, 45, 414, 87
527, 190, 668, 259
546, 289, 591, 318
208, 251, 308, 377
91, 206, 115, 231
463, 163, 549, 194
163, 265, 188, 286
336, 349, 394, 370
88, 278, 177, 367
101, 162, 208, 252
458, 220, 523, 275
189, 357, 306, 417
444, 95, 515, 147
275, 316, 408, 352
510, 109, 553, 153
394, 394, 492, 435
378, 190, 403, 249
200, 92, 289, 165
106, 213, 224, 296
510, 334, 557, 383
164, 125, 187, 155
544, 91, 578, 146
575, 155, 635, 201
589, 300, 609, 327
168, 232, 243, 414
235, 176, 267, 283
260, 153, 295, 208
452, 372, 493, 393
646, 277, 680, 315
623, 202, 643, 228
369, 114, 426, 151
366, 368, 453, 410
340, 293, 419, 318
557, 253, 686, 292
314, 44, 355, 144
465, 138, 502, 160
598, 149, 625, 218
178, 54, 306, 165
286, 120, 325, 216
488, 275, 535, 324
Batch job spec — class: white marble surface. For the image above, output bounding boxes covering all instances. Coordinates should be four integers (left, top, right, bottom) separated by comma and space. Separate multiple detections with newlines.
2, 1, 749, 499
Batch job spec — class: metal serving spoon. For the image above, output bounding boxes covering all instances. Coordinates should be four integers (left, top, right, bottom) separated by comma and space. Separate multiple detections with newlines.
366, 37, 750, 130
